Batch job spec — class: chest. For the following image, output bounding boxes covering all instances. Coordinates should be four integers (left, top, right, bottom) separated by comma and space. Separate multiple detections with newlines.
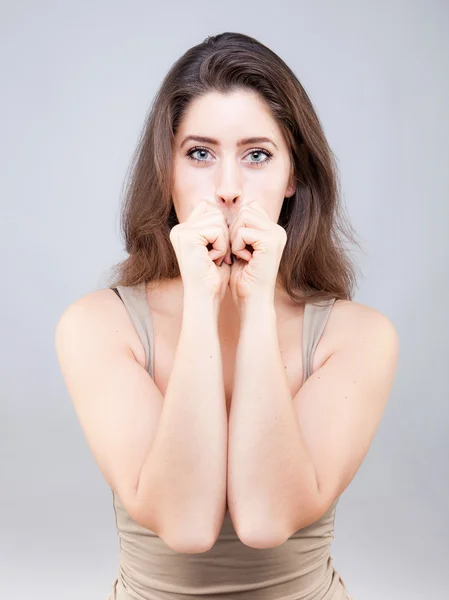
150, 310, 307, 417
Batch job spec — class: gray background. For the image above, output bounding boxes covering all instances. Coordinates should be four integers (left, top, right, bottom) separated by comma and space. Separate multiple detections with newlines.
1, 1, 448, 599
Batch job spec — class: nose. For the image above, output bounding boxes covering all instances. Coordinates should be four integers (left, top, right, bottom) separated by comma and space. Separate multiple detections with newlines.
219, 197, 240, 227
214, 160, 243, 224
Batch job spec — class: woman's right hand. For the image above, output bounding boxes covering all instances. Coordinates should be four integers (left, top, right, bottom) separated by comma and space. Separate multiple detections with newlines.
169, 199, 232, 303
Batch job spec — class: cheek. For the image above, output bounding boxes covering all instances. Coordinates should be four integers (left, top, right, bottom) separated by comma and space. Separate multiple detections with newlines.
246, 173, 287, 220
174, 160, 213, 194
172, 163, 213, 222
245, 161, 289, 193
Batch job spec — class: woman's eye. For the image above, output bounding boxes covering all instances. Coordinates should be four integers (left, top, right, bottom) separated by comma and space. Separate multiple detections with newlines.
245, 150, 273, 166
185, 147, 274, 166
186, 147, 212, 163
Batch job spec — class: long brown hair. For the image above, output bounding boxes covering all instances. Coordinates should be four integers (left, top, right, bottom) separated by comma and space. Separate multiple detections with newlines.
107, 31, 363, 304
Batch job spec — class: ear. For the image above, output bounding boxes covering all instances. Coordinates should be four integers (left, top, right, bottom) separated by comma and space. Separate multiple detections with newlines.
285, 170, 296, 198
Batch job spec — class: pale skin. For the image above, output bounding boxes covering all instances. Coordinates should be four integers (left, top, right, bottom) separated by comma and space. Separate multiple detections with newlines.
54, 89, 399, 553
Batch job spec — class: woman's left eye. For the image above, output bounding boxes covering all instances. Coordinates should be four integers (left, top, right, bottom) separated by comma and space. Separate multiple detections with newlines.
185, 147, 273, 167
245, 149, 274, 166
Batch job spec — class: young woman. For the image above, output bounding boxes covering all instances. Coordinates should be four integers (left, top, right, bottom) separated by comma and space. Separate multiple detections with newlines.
55, 32, 399, 600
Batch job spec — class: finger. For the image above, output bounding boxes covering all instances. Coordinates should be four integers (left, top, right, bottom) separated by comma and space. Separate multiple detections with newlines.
187, 199, 221, 221
205, 224, 231, 264
231, 227, 265, 261
192, 213, 230, 264
192, 211, 229, 230
186, 199, 211, 220
224, 238, 232, 265
223, 226, 232, 265
228, 209, 268, 245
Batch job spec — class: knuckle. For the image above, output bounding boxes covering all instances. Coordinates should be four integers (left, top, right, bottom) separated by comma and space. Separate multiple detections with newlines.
277, 224, 287, 240
169, 224, 179, 241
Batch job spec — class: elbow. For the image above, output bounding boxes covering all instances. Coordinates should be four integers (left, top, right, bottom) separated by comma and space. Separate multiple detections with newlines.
132, 502, 218, 554
125, 478, 222, 554
162, 531, 217, 554
237, 526, 288, 549
156, 521, 219, 554
283, 498, 328, 540
233, 514, 289, 549
234, 500, 325, 550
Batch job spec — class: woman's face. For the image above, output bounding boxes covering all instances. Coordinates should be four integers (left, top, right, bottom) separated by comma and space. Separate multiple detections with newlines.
171, 89, 296, 226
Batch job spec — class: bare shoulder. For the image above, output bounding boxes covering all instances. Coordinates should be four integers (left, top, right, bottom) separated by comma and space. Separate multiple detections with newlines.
54, 287, 146, 370
55, 288, 120, 335
333, 298, 398, 335
314, 298, 399, 373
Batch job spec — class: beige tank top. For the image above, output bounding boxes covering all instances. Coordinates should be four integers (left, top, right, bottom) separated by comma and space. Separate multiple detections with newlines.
107, 281, 353, 600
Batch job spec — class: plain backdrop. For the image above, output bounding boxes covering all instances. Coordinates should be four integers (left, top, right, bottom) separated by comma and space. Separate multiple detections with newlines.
1, 1, 448, 599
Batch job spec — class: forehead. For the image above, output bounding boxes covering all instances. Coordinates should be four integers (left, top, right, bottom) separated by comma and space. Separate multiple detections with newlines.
176, 89, 284, 143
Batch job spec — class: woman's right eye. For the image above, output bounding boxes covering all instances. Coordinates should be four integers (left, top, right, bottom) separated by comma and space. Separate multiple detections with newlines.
185, 147, 212, 164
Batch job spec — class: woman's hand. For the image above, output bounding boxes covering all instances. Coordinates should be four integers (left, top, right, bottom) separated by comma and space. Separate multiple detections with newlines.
227, 200, 287, 306
169, 199, 232, 304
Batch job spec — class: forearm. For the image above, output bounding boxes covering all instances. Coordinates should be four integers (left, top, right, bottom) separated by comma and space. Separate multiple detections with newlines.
137, 296, 227, 549
227, 300, 319, 545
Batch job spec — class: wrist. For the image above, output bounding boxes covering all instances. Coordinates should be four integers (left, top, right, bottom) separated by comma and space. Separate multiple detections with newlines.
239, 296, 276, 322
183, 292, 220, 318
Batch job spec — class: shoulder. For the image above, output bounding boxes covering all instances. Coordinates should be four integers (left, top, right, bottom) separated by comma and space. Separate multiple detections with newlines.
313, 298, 399, 373
331, 299, 398, 342
54, 287, 146, 370
55, 288, 121, 330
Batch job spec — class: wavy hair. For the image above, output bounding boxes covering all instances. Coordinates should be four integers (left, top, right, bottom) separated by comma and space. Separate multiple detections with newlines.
107, 31, 363, 304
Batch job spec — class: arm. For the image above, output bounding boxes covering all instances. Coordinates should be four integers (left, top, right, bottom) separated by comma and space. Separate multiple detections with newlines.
55, 290, 227, 554
227, 300, 318, 548
137, 294, 228, 551
227, 299, 399, 549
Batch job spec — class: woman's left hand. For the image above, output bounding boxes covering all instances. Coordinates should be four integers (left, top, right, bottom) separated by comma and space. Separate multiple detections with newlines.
228, 200, 287, 306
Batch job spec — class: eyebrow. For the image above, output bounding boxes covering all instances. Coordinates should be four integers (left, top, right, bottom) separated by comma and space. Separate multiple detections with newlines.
180, 135, 279, 151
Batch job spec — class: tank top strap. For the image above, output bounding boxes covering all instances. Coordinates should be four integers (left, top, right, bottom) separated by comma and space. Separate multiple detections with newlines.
112, 284, 334, 388
114, 281, 155, 378
301, 298, 337, 385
